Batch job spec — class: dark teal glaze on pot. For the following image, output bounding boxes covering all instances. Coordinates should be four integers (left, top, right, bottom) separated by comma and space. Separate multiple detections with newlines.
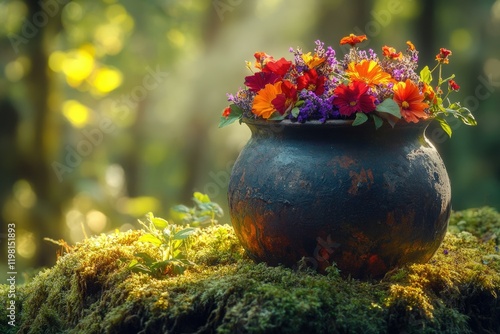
228, 118, 451, 279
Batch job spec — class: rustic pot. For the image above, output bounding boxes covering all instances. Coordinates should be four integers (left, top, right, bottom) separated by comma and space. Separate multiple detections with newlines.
228, 118, 451, 279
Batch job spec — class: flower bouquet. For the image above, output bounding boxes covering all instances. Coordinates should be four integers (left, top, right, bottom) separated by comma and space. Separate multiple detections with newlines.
220, 33, 476, 136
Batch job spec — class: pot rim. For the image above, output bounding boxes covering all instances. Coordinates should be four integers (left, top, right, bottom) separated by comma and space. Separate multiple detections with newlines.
242, 116, 433, 130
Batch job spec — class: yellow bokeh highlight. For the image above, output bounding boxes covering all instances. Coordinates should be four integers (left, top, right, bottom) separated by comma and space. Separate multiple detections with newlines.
92, 67, 123, 94
492, 0, 500, 21
62, 100, 90, 128
17, 229, 37, 259
49, 51, 66, 72
450, 29, 472, 52
106, 4, 127, 24
5, 60, 24, 82
86, 210, 107, 233
94, 24, 124, 55
167, 29, 186, 48
61, 48, 95, 84
13, 180, 37, 208
117, 196, 160, 217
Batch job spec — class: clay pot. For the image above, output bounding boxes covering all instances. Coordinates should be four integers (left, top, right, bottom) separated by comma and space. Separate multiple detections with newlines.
228, 118, 451, 279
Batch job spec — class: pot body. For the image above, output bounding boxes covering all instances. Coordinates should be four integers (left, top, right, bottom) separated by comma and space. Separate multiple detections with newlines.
228, 119, 451, 279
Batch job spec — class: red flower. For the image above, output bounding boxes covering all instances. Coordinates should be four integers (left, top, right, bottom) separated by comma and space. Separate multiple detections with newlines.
340, 34, 368, 47
436, 48, 452, 64
263, 57, 292, 77
448, 79, 460, 91
296, 69, 326, 95
333, 80, 376, 116
244, 72, 280, 92
272, 80, 297, 114
222, 106, 231, 117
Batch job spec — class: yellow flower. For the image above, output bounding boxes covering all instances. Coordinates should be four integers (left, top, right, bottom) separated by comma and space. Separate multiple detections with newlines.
301, 52, 325, 69
346, 60, 394, 87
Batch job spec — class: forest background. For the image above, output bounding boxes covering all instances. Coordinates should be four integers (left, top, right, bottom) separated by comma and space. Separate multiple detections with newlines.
0, 0, 499, 278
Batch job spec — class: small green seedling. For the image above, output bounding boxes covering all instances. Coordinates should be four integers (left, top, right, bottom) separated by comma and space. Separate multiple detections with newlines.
129, 192, 224, 277
171, 192, 223, 227
129, 212, 197, 277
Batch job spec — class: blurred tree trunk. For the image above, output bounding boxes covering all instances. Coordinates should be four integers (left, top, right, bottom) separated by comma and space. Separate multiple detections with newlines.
416, 0, 436, 61
19, 0, 69, 268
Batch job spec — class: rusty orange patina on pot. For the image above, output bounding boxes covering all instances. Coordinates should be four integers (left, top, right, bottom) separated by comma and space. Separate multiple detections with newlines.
228, 118, 451, 279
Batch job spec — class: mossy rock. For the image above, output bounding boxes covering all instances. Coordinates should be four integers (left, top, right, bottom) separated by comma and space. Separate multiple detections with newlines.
1, 208, 499, 334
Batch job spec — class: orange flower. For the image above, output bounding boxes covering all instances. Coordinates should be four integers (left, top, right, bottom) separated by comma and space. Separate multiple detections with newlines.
301, 52, 325, 69
382, 45, 402, 60
340, 34, 367, 47
253, 52, 273, 69
346, 60, 394, 87
406, 41, 415, 51
393, 79, 429, 123
251, 82, 282, 119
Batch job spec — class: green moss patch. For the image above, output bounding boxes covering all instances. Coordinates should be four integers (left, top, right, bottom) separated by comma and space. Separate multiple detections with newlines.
1, 208, 499, 333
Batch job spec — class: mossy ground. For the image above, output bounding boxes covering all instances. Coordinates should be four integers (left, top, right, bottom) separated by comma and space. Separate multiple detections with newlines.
1, 208, 499, 334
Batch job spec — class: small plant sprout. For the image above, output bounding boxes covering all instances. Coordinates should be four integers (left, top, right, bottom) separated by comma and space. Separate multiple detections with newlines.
128, 192, 224, 277
128, 212, 197, 277
171, 192, 224, 228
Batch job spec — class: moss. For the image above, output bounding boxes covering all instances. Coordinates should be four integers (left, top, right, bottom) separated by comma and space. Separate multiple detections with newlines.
1, 208, 499, 334
448, 206, 500, 244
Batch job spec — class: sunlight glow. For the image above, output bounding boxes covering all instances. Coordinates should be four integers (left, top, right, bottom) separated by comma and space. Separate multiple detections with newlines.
450, 29, 472, 52
17, 230, 36, 259
61, 48, 95, 85
92, 67, 123, 94
62, 100, 90, 128
13, 180, 37, 209
86, 210, 107, 233
4, 60, 24, 82
167, 29, 186, 48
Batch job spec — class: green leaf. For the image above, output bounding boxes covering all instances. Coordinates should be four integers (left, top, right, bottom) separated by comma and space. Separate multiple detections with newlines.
128, 259, 139, 268
268, 112, 286, 121
171, 204, 190, 214
134, 252, 157, 265
352, 112, 368, 126
128, 263, 152, 274
193, 192, 210, 203
445, 105, 477, 126
218, 104, 243, 128
173, 227, 197, 240
291, 107, 300, 118
437, 118, 452, 138
372, 114, 383, 129
420, 66, 432, 84
138, 233, 162, 246
219, 115, 239, 128
152, 217, 168, 229
375, 99, 401, 118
